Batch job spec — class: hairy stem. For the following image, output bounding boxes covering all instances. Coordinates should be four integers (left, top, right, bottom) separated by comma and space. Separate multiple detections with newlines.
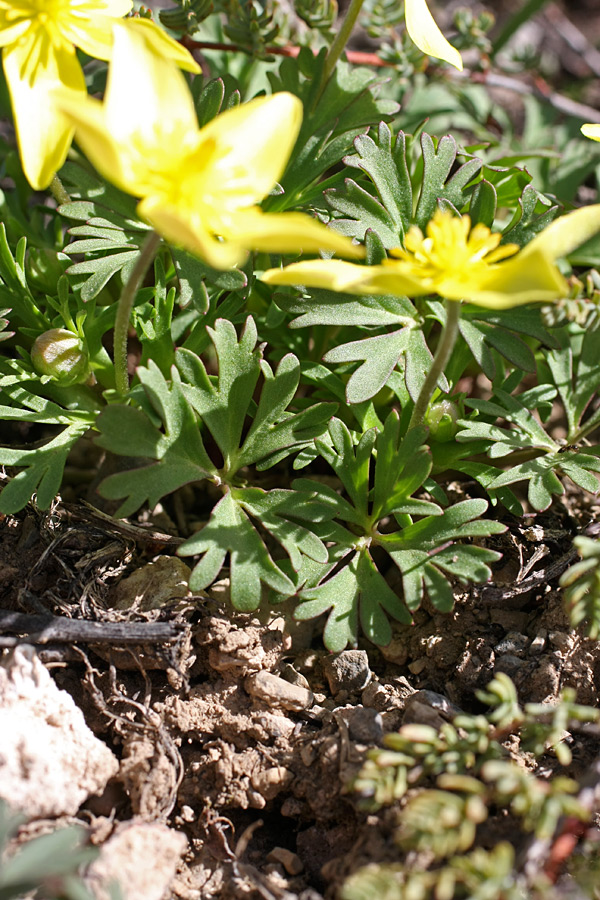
49, 174, 71, 206
314, 0, 365, 106
114, 231, 161, 396
408, 300, 461, 430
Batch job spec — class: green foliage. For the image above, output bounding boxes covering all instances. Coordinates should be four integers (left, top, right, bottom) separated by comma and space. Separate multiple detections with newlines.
560, 536, 600, 639
346, 674, 598, 899
0, 800, 98, 900
291, 415, 502, 649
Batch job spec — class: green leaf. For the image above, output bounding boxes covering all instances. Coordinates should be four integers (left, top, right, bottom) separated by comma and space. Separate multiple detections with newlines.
238, 353, 337, 468
382, 499, 504, 610
296, 547, 412, 651
415, 134, 482, 229
67, 249, 141, 302
176, 316, 261, 467
0, 419, 93, 513
544, 322, 600, 439
371, 416, 438, 520
267, 47, 398, 207
489, 449, 600, 511
274, 286, 417, 328
180, 491, 295, 609
324, 327, 415, 404
501, 184, 560, 248
96, 363, 217, 517
326, 124, 412, 246
457, 387, 559, 457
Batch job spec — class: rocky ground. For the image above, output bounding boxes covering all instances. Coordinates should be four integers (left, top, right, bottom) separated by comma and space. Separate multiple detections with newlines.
1, 482, 600, 899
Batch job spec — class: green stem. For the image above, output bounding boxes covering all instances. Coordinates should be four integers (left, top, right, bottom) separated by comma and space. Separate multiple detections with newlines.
48, 174, 71, 206
114, 231, 162, 396
408, 300, 461, 430
313, 0, 366, 107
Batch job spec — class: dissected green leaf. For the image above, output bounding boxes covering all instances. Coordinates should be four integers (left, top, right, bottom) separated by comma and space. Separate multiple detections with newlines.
180, 490, 296, 609
96, 363, 217, 516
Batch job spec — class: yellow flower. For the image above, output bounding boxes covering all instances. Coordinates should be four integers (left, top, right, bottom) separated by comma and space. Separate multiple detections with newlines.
0, 1, 199, 190
405, 0, 462, 71
582, 124, 600, 142
58, 23, 363, 269
262, 205, 600, 310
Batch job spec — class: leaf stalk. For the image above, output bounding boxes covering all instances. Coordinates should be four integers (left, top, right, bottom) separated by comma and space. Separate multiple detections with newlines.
314, 0, 366, 106
408, 300, 461, 431
114, 231, 162, 396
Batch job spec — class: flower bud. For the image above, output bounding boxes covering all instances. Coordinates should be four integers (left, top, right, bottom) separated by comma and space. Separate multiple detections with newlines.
425, 399, 460, 442
31, 329, 90, 386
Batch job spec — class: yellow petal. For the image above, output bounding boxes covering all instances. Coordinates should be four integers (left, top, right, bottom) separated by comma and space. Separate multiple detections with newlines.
582, 124, 600, 142
231, 210, 365, 259
405, 0, 463, 70
0, 15, 30, 47
123, 18, 200, 73
524, 203, 600, 261
197, 93, 303, 208
60, 1, 133, 60
138, 195, 247, 270
58, 22, 199, 196
465, 247, 567, 309
4, 35, 85, 189
57, 89, 133, 194
105, 23, 198, 144
262, 259, 379, 291
85, 0, 133, 14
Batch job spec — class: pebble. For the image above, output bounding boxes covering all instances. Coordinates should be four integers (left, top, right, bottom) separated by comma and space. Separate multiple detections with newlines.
110, 556, 192, 611
321, 651, 371, 695
379, 635, 409, 666
403, 690, 463, 728
336, 705, 384, 744
548, 631, 572, 651
251, 766, 293, 799
245, 671, 314, 711
494, 631, 529, 657
279, 663, 311, 691
408, 657, 428, 675
530, 629, 547, 654
494, 654, 524, 676
266, 848, 304, 876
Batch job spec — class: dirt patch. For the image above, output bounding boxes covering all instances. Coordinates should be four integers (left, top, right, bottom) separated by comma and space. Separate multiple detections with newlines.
1, 493, 600, 900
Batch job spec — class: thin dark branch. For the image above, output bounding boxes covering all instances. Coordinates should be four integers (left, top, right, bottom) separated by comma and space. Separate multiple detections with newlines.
0, 607, 185, 645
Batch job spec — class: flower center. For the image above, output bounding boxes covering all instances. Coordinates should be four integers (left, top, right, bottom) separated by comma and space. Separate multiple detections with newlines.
390, 209, 519, 294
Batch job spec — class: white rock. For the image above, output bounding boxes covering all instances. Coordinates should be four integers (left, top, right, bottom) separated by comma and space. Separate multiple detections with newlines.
86, 821, 187, 900
0, 646, 118, 818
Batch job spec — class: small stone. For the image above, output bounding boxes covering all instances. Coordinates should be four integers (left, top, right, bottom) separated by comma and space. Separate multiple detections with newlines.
0, 646, 118, 818
180, 805, 195, 823
245, 670, 314, 711
530, 630, 547, 654
279, 663, 311, 691
250, 766, 293, 800
379, 635, 409, 666
494, 654, 524, 676
322, 651, 371, 695
86, 822, 186, 900
494, 632, 529, 657
266, 847, 304, 876
336, 706, 383, 744
408, 657, 428, 675
110, 556, 191, 611
403, 691, 463, 728
549, 631, 572, 651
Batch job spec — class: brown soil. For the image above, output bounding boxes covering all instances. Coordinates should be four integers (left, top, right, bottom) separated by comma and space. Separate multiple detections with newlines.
1, 483, 600, 900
